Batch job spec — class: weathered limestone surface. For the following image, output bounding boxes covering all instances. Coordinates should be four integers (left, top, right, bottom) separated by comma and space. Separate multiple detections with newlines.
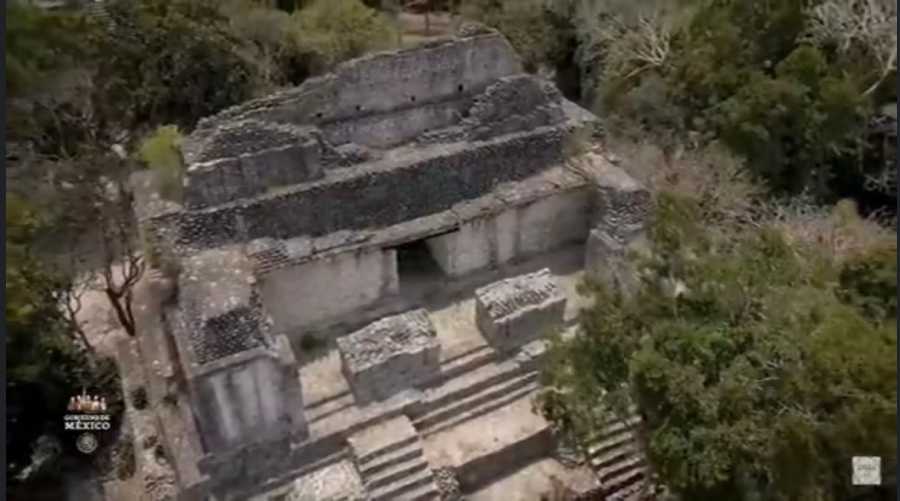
337, 309, 441, 403
185, 34, 524, 157
184, 121, 324, 209
163, 247, 308, 455
185, 334, 308, 455
176, 247, 267, 366
426, 184, 592, 277
256, 246, 399, 335
590, 161, 651, 243
584, 158, 652, 296
475, 269, 566, 351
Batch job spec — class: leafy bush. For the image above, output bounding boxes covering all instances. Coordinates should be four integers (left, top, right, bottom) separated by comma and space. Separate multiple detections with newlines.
6, 1, 87, 98
292, 0, 398, 71
222, 1, 315, 88
540, 192, 897, 500
138, 125, 184, 202
89, 0, 259, 131
839, 241, 898, 321
461, 0, 570, 72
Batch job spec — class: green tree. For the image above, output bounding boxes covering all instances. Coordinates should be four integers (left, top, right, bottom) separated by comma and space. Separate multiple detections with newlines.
5, 1, 86, 98
590, 0, 893, 206
6, 195, 121, 480
292, 0, 398, 71
540, 193, 896, 500
222, 0, 315, 88
88, 0, 259, 132
460, 0, 571, 73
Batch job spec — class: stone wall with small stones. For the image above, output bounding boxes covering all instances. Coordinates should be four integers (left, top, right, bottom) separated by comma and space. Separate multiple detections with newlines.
185, 33, 523, 154
145, 124, 577, 256
183, 120, 325, 210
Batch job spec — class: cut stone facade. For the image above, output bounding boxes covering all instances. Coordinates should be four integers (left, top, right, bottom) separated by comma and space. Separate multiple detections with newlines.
337, 309, 441, 404
475, 269, 567, 351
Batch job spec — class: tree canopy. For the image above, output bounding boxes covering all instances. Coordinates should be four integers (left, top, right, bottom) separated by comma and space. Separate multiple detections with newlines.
540, 192, 896, 500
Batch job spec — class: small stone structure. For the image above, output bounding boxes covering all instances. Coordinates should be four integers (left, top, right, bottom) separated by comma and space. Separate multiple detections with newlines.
337, 309, 441, 404
583, 160, 652, 296
475, 269, 566, 351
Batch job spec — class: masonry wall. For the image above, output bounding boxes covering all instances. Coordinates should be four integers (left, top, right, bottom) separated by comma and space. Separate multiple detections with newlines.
190, 337, 306, 454
426, 188, 592, 276
187, 34, 523, 156
147, 126, 572, 254
258, 247, 398, 334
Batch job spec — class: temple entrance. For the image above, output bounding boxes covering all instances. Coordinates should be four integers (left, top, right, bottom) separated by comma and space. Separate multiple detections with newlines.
389, 230, 457, 303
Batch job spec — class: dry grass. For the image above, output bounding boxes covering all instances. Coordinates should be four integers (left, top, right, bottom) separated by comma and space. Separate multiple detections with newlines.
607, 138, 765, 224
769, 197, 894, 263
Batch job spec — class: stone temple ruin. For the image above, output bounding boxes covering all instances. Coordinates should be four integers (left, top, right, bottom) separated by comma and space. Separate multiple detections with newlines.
124, 29, 653, 501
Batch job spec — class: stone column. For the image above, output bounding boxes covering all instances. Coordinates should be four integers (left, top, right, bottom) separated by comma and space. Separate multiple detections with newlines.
191, 334, 308, 454
585, 165, 651, 297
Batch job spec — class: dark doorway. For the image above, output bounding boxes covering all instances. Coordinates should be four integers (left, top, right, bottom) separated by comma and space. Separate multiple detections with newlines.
391, 238, 446, 302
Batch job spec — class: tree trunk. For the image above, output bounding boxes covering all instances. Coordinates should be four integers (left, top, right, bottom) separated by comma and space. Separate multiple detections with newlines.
106, 288, 136, 337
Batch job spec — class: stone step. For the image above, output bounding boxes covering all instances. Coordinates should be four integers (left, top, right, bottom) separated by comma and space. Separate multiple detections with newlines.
421, 380, 540, 437
307, 391, 356, 423
349, 415, 419, 465
603, 466, 648, 500
356, 434, 418, 466
399, 482, 440, 501
598, 454, 646, 484
359, 442, 423, 478
586, 415, 642, 456
369, 468, 436, 501
590, 440, 641, 471
607, 479, 649, 501
432, 345, 497, 384
365, 456, 428, 490
413, 360, 523, 417
413, 371, 538, 431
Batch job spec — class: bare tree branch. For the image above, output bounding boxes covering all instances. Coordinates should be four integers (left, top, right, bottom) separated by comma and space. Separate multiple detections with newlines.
599, 11, 671, 83
806, 0, 897, 96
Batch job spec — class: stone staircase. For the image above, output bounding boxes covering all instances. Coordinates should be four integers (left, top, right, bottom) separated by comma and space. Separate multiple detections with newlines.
410, 359, 539, 437
424, 344, 497, 387
348, 416, 438, 501
586, 413, 650, 501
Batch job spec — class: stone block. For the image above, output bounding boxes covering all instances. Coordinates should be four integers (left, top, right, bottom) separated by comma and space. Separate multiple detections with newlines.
337, 309, 441, 404
592, 165, 651, 242
474, 269, 566, 351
